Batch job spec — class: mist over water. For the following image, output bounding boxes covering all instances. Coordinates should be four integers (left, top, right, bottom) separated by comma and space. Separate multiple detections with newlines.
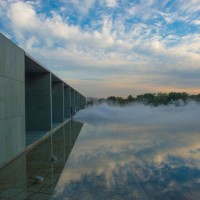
53, 102, 200, 200
74, 102, 200, 128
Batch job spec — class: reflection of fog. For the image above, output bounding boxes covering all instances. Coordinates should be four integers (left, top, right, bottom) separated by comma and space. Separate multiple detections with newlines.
53, 115, 200, 199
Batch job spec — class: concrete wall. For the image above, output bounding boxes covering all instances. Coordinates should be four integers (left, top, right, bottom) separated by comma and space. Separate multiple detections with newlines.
52, 81, 64, 124
0, 33, 25, 166
70, 89, 75, 116
0, 33, 86, 168
25, 73, 52, 131
79, 95, 85, 109
64, 86, 71, 119
74, 91, 77, 111
75, 92, 79, 111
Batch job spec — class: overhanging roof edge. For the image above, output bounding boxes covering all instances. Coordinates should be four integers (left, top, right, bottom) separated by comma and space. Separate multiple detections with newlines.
25, 53, 85, 98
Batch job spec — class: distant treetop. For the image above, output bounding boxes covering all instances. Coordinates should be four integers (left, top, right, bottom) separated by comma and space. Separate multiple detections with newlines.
87, 92, 200, 106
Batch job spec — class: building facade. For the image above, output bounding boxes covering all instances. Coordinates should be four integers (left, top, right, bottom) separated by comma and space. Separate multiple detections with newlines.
0, 33, 86, 168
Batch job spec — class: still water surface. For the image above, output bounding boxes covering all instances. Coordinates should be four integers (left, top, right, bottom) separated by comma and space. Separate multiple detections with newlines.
52, 117, 200, 200
1, 104, 200, 200
0, 120, 83, 200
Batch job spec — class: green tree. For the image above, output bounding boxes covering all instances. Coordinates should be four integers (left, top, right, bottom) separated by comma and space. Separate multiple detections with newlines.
168, 92, 189, 102
127, 95, 134, 103
136, 93, 155, 104
196, 94, 200, 101
107, 96, 117, 103
116, 97, 125, 105
154, 93, 169, 105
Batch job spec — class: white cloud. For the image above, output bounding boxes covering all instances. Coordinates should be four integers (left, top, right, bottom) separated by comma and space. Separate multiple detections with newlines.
62, 0, 95, 15
158, 11, 174, 24
1, 0, 200, 97
105, 0, 117, 8
192, 19, 200, 25
5, 1, 116, 49
179, 0, 200, 14
8, 1, 39, 37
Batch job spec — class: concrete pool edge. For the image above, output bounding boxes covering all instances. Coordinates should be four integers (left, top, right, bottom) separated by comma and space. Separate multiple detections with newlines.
0, 118, 71, 169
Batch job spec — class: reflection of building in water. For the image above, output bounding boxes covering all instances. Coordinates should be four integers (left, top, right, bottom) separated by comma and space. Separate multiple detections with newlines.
0, 33, 86, 168
0, 120, 83, 200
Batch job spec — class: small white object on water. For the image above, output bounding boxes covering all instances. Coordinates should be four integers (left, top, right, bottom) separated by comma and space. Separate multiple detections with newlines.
35, 176, 44, 184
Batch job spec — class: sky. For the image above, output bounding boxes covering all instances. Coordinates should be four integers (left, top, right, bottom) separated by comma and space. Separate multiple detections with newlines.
0, 0, 200, 98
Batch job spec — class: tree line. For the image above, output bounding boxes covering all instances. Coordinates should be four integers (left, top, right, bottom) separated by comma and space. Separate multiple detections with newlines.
87, 92, 200, 106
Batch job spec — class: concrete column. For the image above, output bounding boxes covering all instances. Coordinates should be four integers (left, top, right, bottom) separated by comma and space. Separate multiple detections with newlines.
75, 91, 78, 111
0, 34, 25, 167
25, 73, 52, 132
80, 95, 85, 109
52, 80, 64, 125
82, 96, 85, 109
64, 86, 71, 119
70, 89, 75, 116
77, 93, 80, 111
80, 95, 83, 109
75, 91, 78, 112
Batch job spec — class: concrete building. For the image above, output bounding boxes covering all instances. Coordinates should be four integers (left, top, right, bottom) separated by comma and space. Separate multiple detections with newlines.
0, 33, 86, 168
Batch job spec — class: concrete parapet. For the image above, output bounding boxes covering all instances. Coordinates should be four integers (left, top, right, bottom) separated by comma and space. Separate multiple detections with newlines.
52, 75, 64, 125
64, 85, 71, 119
70, 89, 75, 116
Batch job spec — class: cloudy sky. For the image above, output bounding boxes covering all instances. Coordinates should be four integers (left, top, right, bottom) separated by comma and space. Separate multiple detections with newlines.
0, 0, 200, 97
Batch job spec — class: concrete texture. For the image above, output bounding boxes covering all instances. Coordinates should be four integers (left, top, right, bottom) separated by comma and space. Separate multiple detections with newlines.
0, 34, 25, 167
64, 86, 71, 119
75, 91, 78, 111
0, 33, 86, 168
70, 89, 75, 116
52, 81, 64, 124
80, 95, 83, 109
2, 78, 25, 119
81, 95, 86, 109
0, 34, 5, 76
5, 39, 24, 82
25, 73, 52, 131
0, 120, 83, 200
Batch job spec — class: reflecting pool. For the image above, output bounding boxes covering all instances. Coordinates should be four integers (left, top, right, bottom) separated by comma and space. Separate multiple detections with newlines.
1, 104, 200, 200
52, 117, 200, 199
0, 120, 83, 200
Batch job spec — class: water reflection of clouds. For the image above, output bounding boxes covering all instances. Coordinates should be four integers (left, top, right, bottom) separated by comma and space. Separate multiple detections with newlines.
53, 104, 200, 199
